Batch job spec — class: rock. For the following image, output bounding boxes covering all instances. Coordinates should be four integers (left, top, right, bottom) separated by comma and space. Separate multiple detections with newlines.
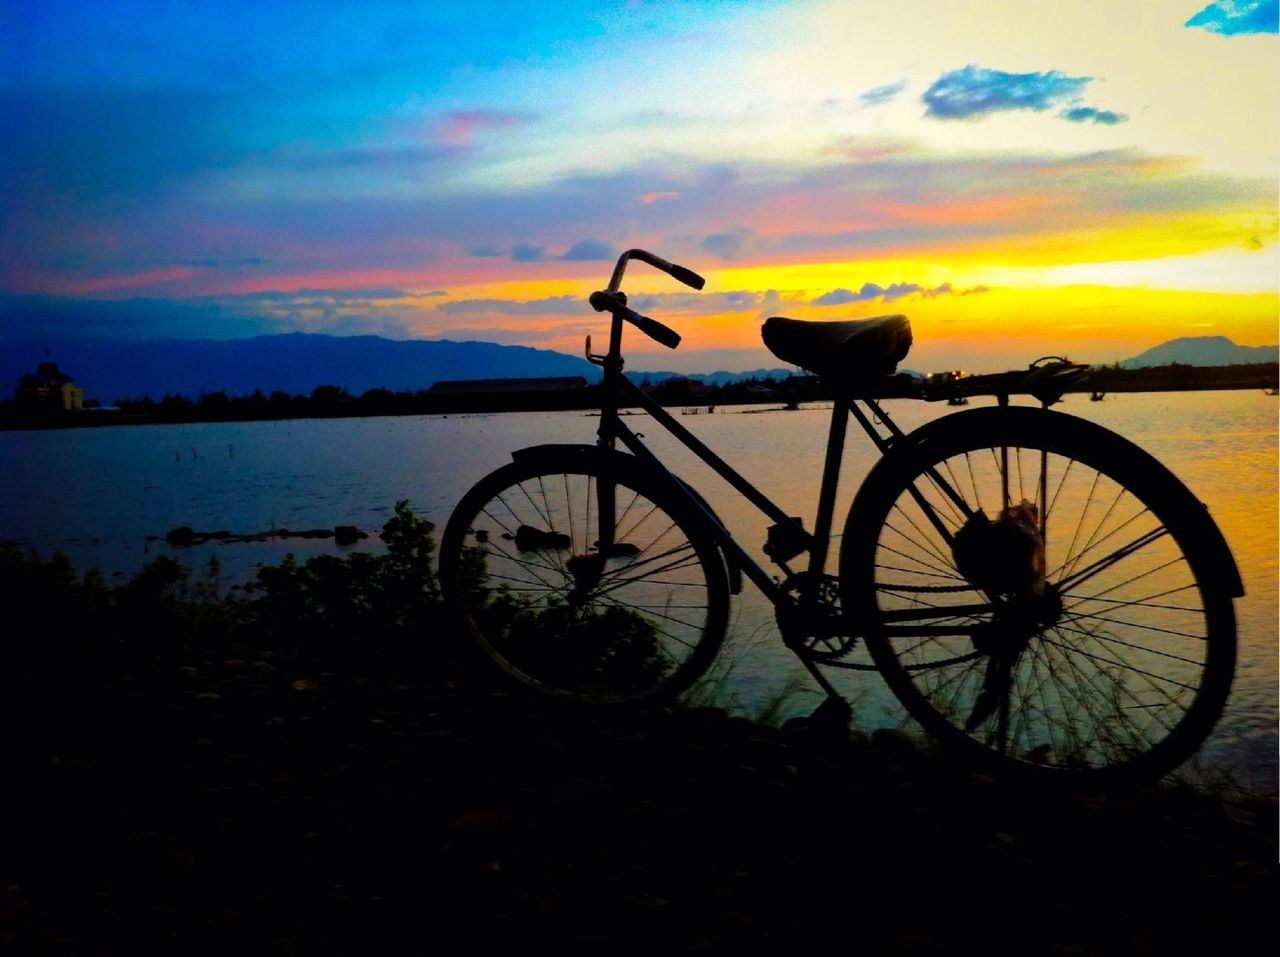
334, 525, 367, 546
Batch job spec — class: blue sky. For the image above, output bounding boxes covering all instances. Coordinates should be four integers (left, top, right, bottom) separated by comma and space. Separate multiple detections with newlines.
2, 0, 1276, 372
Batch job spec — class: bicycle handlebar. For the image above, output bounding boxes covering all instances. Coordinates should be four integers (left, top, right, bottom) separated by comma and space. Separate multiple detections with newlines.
589, 290, 682, 349
607, 249, 705, 293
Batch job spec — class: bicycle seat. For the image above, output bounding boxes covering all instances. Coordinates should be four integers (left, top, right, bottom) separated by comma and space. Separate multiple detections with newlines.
761, 314, 912, 384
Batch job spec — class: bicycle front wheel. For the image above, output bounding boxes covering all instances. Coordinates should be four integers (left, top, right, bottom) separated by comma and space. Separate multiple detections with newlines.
439, 449, 729, 706
840, 406, 1236, 786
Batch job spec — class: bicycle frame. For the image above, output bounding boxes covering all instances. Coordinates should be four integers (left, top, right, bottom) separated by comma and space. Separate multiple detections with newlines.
586, 292, 979, 693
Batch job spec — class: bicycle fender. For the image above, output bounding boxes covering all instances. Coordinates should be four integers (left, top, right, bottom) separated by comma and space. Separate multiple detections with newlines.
508, 444, 744, 594
876, 406, 1244, 597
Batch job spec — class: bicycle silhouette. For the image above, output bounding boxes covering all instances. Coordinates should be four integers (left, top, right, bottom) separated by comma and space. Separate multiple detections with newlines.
440, 249, 1240, 787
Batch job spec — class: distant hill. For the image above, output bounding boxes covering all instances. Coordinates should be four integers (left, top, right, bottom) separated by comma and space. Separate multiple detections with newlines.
0, 334, 601, 403
11, 330, 1273, 405
1120, 336, 1278, 368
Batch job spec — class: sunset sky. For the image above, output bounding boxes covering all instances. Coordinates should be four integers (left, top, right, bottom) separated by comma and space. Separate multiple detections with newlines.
3, 0, 1277, 373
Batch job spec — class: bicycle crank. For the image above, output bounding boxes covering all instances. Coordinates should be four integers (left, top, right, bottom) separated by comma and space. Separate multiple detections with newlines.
776, 572, 871, 666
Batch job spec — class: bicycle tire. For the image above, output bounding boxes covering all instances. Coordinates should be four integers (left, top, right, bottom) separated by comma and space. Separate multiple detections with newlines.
439, 447, 729, 706
840, 406, 1236, 786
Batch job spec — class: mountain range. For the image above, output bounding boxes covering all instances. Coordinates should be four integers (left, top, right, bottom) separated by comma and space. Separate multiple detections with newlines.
1118, 336, 1279, 368
1, 333, 1275, 403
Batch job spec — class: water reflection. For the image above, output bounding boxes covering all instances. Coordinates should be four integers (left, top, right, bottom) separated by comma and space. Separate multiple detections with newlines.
0, 391, 1274, 789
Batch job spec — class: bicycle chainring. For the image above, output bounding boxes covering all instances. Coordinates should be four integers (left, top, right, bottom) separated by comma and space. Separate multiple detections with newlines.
775, 572, 862, 664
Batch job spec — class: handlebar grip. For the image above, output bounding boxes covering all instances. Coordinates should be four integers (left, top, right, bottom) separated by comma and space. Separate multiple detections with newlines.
631, 312, 682, 349
588, 290, 682, 349
668, 263, 705, 290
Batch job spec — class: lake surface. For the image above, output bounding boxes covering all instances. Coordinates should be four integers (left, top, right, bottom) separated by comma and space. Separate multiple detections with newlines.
3, 391, 1276, 792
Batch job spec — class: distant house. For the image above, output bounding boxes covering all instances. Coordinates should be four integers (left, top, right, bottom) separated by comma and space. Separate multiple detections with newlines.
15, 361, 84, 411
652, 377, 712, 398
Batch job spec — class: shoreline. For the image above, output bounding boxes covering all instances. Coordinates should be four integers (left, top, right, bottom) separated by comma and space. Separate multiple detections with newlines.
3, 365, 1277, 432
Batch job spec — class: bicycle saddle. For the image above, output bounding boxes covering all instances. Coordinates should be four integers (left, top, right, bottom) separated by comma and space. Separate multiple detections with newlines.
761, 314, 912, 384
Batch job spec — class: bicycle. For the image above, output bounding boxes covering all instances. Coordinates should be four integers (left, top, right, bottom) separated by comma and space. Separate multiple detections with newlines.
438, 249, 1240, 787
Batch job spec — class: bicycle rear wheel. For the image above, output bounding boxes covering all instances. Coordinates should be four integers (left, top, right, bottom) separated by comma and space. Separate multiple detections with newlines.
439, 449, 729, 706
840, 406, 1236, 786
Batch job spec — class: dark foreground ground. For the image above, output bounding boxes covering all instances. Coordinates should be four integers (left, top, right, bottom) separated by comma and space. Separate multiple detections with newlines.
3, 638, 1275, 956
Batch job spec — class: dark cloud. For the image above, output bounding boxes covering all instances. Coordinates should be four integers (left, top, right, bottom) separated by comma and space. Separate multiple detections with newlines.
512, 242, 548, 262
1061, 106, 1128, 125
922, 65, 1092, 120
1186, 0, 1278, 35
701, 227, 756, 260
171, 257, 270, 268
0, 287, 442, 342
0, 295, 278, 341
860, 80, 908, 106
469, 244, 504, 257
560, 239, 616, 261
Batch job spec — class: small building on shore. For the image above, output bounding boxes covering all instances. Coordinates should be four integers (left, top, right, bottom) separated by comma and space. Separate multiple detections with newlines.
15, 361, 84, 411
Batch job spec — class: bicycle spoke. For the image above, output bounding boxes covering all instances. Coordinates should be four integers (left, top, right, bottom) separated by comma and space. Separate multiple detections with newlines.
1055, 526, 1171, 593
851, 408, 1232, 782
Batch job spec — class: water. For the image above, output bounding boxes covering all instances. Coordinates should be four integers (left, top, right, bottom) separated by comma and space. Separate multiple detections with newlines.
2, 391, 1275, 791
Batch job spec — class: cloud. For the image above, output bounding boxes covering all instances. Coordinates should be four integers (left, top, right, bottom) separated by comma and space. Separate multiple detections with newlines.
1185, 0, 1278, 35
629, 291, 768, 314
0, 292, 417, 341
512, 242, 547, 262
813, 282, 959, 305
701, 227, 757, 260
436, 295, 582, 315
434, 110, 527, 146
5, 133, 1270, 303
922, 65, 1092, 120
860, 80, 908, 106
639, 191, 680, 205
251, 287, 443, 301
560, 239, 616, 261
1061, 106, 1128, 125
